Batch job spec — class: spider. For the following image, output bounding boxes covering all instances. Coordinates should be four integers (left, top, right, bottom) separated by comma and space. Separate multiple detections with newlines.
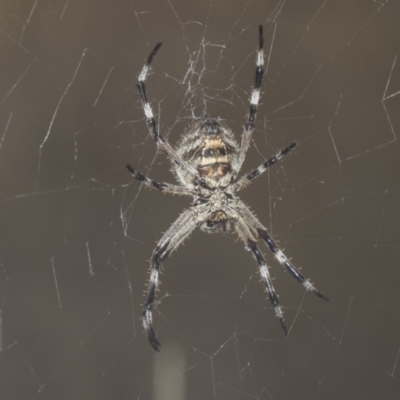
127, 25, 329, 351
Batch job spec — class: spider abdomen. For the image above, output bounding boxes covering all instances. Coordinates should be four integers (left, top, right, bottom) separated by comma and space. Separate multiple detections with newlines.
197, 162, 231, 178
175, 118, 239, 186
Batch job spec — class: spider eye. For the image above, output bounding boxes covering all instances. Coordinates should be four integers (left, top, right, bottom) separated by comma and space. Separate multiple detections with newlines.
202, 119, 221, 135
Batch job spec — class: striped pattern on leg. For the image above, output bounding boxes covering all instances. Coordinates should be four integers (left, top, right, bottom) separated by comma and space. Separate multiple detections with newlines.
247, 239, 288, 335
142, 208, 200, 351
126, 164, 194, 196
233, 141, 298, 192
233, 24, 265, 173
257, 228, 329, 301
136, 43, 199, 177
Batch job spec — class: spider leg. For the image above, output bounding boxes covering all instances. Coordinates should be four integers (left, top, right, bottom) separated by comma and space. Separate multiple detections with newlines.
143, 208, 201, 351
126, 164, 195, 196
232, 24, 264, 174
257, 228, 329, 301
235, 217, 287, 335
137, 43, 199, 178
235, 201, 329, 301
232, 142, 298, 192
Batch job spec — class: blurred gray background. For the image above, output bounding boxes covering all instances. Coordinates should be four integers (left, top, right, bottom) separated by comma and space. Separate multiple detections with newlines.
0, 0, 400, 399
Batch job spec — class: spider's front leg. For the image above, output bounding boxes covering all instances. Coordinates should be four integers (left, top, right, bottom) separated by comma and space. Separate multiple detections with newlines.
236, 201, 329, 301
235, 217, 288, 334
142, 208, 200, 351
257, 228, 329, 301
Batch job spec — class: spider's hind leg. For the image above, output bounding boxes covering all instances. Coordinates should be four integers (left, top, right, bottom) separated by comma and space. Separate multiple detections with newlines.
233, 24, 265, 173
136, 43, 199, 178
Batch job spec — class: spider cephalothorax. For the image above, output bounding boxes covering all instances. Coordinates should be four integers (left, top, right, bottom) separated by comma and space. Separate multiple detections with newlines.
127, 25, 328, 351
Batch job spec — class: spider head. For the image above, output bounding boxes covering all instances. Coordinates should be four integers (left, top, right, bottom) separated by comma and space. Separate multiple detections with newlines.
201, 118, 221, 135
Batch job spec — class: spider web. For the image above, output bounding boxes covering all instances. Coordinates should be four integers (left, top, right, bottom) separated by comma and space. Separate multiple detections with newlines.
1, 0, 400, 399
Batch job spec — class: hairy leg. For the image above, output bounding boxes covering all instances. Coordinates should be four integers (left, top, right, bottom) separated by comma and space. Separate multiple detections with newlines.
142, 208, 202, 351
235, 217, 287, 334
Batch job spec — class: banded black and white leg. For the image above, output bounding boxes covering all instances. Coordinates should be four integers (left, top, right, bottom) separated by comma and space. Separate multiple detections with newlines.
137, 43, 199, 178
232, 141, 299, 192
258, 228, 329, 301
233, 24, 265, 174
235, 218, 287, 334
126, 164, 195, 196
142, 208, 200, 351
236, 202, 329, 301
